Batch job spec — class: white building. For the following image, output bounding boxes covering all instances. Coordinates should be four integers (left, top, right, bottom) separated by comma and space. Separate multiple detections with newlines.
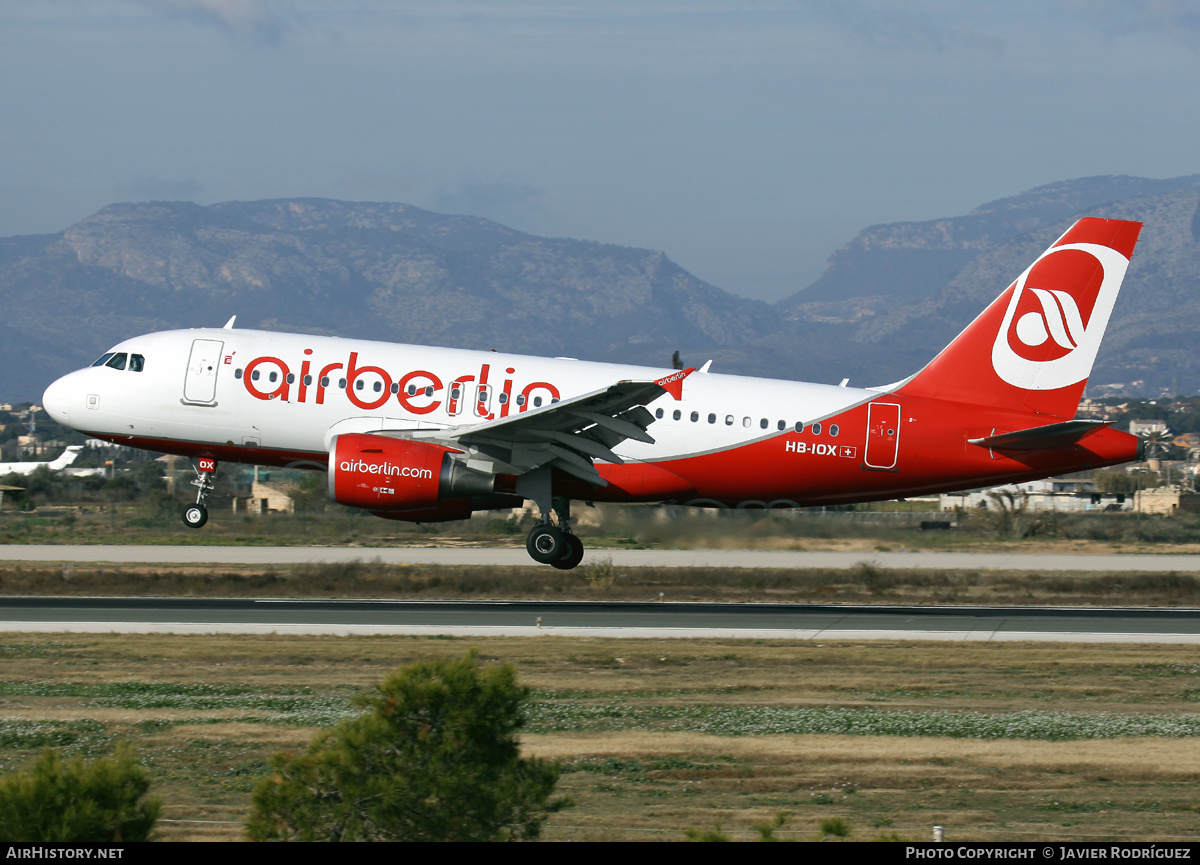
940, 478, 1131, 512
1129, 419, 1169, 436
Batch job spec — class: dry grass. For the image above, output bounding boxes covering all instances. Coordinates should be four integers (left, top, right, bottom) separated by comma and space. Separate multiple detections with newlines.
3, 560, 1200, 606
0, 633, 1199, 841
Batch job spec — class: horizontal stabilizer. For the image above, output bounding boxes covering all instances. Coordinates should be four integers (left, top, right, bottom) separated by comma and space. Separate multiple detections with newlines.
969, 419, 1110, 451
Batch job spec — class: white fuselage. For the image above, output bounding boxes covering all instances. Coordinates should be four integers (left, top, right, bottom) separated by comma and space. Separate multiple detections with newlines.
43, 328, 879, 468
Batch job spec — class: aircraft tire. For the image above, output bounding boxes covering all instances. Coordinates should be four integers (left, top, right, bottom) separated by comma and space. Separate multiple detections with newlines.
551, 533, 585, 570
181, 504, 208, 529
526, 525, 565, 564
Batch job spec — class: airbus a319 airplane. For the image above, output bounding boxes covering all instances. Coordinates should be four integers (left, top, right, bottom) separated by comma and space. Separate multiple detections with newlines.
42, 217, 1145, 568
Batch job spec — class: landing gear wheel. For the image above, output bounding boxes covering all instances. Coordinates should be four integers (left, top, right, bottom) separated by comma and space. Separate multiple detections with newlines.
181, 503, 208, 529
526, 525, 565, 564
551, 533, 585, 570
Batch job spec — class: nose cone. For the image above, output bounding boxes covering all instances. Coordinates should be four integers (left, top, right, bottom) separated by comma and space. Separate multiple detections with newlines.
43, 372, 79, 426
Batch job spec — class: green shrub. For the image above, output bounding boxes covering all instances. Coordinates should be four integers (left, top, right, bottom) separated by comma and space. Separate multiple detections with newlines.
247, 650, 569, 841
0, 746, 160, 842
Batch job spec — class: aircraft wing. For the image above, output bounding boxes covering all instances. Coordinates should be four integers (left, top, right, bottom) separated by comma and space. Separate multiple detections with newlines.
401, 368, 694, 486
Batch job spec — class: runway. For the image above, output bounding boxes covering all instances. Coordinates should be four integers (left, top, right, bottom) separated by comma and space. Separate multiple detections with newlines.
2, 596, 1198, 643
4, 544, 1200, 572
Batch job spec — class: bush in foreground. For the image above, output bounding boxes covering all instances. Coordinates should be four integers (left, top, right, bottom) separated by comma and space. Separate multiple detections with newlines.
247, 650, 569, 841
0, 746, 160, 842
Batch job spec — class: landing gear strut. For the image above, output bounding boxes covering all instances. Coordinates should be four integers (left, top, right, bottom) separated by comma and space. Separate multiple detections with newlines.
518, 474, 585, 569
181, 458, 217, 529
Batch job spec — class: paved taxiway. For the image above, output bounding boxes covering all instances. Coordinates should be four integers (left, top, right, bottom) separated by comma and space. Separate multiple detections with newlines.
2, 597, 1198, 643
4, 544, 1200, 571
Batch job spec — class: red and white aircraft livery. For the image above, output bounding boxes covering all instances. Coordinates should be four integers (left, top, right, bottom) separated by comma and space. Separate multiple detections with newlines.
42, 217, 1145, 568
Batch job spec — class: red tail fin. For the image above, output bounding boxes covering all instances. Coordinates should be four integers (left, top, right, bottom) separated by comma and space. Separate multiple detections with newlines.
897, 217, 1142, 419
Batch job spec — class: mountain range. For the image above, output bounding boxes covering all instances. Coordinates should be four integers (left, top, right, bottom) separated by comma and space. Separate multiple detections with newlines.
3, 174, 1199, 401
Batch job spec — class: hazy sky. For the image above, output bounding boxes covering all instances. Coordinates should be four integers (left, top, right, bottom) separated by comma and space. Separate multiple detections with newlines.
3, 1, 1200, 301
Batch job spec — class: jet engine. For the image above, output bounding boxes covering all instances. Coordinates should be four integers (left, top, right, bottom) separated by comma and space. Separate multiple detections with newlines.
328, 433, 495, 511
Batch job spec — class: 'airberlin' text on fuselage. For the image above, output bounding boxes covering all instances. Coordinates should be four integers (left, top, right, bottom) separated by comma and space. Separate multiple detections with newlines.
238, 352, 562, 420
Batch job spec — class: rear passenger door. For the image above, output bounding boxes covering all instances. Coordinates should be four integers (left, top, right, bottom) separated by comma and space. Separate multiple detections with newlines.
864, 402, 900, 470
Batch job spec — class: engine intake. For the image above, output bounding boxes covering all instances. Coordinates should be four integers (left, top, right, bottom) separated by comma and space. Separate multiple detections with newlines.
328, 433, 494, 510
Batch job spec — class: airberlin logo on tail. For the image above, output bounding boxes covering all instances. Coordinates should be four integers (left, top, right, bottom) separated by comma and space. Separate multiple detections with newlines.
991, 243, 1130, 391
1013, 288, 1087, 359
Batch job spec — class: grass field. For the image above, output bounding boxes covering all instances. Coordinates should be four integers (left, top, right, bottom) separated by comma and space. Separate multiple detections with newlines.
3, 559, 1200, 607
4, 502, 1200, 841
2, 633, 1199, 842
7, 498, 1200, 553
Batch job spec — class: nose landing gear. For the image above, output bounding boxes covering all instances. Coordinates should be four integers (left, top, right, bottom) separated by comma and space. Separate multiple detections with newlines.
181, 458, 217, 529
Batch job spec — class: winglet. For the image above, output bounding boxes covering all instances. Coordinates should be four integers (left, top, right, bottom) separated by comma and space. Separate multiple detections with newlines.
223, 315, 237, 330
655, 367, 695, 401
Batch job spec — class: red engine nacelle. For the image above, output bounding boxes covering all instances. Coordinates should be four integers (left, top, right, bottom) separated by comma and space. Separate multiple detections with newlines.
328, 433, 494, 511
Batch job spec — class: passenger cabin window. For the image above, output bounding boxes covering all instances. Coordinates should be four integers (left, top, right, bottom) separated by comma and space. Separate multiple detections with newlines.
690, 411, 699, 422
829, 424, 839, 437
129, 354, 145, 372
655, 408, 663, 419
794, 422, 804, 433
725, 415, 734, 426
91, 353, 115, 367
812, 422, 822, 435
673, 409, 682, 421
777, 420, 785, 431
105, 353, 127, 370
742, 416, 751, 428
708, 413, 716, 424
759, 418, 768, 429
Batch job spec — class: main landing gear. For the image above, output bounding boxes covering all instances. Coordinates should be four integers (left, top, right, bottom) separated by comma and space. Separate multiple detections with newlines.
525, 497, 585, 570
181, 458, 217, 529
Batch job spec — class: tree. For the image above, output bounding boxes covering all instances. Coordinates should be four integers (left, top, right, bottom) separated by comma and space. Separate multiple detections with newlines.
0, 746, 160, 842
246, 650, 569, 841
976, 490, 1049, 539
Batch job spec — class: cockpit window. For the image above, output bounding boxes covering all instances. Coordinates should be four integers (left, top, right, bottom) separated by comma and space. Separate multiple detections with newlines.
105, 353, 128, 371
91, 353, 115, 367
129, 354, 145, 372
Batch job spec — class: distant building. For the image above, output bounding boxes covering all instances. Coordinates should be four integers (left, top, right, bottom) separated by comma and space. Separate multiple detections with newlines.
1129, 419, 1169, 436
941, 478, 1131, 512
231, 467, 296, 514
1076, 398, 1117, 419
1133, 485, 1200, 515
